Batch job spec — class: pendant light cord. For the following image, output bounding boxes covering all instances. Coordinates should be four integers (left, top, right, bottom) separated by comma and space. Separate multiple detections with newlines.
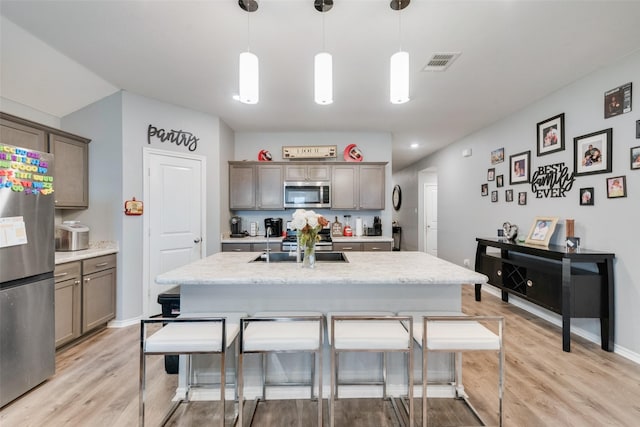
246, 10, 251, 52
398, 2, 403, 51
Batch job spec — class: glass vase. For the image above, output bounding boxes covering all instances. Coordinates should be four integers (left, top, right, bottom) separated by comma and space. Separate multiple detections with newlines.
302, 239, 316, 268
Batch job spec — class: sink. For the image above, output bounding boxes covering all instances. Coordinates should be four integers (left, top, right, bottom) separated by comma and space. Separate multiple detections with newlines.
250, 251, 349, 263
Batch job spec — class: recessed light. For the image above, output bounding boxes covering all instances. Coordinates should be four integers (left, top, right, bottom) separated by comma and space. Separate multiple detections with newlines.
410, 143, 419, 149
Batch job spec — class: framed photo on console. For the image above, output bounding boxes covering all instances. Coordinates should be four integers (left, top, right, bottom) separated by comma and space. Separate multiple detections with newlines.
537, 113, 565, 156
525, 216, 559, 246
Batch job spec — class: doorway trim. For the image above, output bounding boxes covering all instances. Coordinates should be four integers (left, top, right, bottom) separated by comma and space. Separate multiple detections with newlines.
418, 168, 438, 254
142, 147, 207, 317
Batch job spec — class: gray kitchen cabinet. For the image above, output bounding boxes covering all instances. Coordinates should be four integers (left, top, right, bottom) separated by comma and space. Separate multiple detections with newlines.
362, 241, 392, 251
332, 165, 358, 209
0, 112, 90, 209
49, 133, 89, 208
256, 164, 284, 209
284, 164, 330, 181
222, 243, 252, 252
229, 163, 256, 209
0, 114, 47, 152
81, 254, 116, 333
54, 261, 82, 348
358, 164, 385, 210
222, 242, 281, 252
334, 241, 392, 252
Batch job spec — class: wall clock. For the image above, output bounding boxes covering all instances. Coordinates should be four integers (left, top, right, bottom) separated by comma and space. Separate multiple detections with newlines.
392, 185, 402, 210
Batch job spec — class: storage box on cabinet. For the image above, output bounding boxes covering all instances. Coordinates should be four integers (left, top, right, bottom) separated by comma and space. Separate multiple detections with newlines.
54, 262, 82, 348
81, 254, 116, 333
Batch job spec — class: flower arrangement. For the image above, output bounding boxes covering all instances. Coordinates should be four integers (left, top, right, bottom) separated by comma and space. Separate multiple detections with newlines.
291, 209, 329, 267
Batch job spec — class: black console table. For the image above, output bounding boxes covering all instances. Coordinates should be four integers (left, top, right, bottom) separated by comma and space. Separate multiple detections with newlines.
475, 238, 614, 352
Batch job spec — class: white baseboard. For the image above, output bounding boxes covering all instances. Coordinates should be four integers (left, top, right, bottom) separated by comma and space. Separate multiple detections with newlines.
480, 284, 640, 365
108, 316, 141, 328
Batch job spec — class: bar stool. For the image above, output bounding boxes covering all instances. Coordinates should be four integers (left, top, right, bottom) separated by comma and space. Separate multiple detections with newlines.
238, 311, 324, 427
399, 312, 504, 427
327, 311, 414, 427
139, 312, 246, 427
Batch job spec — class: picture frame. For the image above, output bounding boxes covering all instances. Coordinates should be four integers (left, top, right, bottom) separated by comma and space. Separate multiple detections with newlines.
579, 187, 594, 206
636, 120, 640, 138
573, 128, 613, 176
509, 151, 531, 185
537, 113, 565, 156
505, 189, 513, 202
496, 174, 504, 187
491, 148, 505, 164
481, 183, 488, 196
491, 190, 498, 202
606, 176, 627, 199
631, 146, 640, 170
518, 192, 527, 205
604, 82, 632, 119
525, 216, 559, 246
487, 168, 495, 181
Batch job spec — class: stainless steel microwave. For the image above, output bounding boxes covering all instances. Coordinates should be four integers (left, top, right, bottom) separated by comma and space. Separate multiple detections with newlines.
283, 181, 331, 209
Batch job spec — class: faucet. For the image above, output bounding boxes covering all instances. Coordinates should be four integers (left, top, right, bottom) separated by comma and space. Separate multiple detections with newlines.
265, 226, 272, 263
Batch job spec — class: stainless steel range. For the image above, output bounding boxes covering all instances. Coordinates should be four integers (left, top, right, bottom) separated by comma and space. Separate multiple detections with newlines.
281, 228, 333, 252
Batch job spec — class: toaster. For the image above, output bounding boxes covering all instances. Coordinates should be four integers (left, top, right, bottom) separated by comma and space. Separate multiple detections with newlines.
55, 221, 90, 251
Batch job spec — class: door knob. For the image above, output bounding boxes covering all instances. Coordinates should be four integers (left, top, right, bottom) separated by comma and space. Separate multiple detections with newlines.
194, 238, 202, 243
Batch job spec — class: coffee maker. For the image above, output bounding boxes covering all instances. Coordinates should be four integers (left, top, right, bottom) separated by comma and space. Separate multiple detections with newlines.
264, 218, 283, 237
230, 216, 244, 237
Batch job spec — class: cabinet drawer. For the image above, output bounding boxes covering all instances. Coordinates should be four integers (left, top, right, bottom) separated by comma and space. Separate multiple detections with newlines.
333, 242, 362, 251
222, 243, 252, 252
54, 261, 81, 283
525, 269, 561, 313
82, 254, 117, 275
363, 242, 391, 251
252, 243, 281, 252
479, 254, 503, 286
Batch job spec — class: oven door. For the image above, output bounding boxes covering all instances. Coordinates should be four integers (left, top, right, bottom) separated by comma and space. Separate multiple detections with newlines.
283, 182, 330, 208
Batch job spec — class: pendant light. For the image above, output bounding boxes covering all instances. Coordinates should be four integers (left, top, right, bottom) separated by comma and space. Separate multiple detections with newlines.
239, 0, 259, 104
314, 0, 333, 105
390, 0, 410, 104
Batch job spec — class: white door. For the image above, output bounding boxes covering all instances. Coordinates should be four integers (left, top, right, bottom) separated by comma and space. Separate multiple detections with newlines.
424, 183, 438, 256
143, 149, 206, 316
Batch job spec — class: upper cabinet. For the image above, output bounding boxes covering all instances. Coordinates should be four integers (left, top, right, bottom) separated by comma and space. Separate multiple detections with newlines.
229, 162, 284, 210
332, 163, 385, 210
0, 116, 47, 152
230, 161, 385, 211
0, 112, 91, 209
284, 164, 330, 181
49, 134, 89, 208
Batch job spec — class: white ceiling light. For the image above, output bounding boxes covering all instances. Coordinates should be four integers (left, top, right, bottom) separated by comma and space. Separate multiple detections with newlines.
410, 142, 419, 148
314, 0, 333, 105
238, 0, 259, 104
390, 0, 410, 104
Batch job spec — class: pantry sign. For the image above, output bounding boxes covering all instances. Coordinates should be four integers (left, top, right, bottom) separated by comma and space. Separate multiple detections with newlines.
0, 144, 54, 195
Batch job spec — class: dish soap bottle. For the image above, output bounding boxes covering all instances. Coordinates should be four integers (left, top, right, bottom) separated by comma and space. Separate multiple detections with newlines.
331, 216, 343, 237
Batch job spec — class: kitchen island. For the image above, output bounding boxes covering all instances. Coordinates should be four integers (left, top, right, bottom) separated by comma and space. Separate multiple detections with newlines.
155, 251, 487, 399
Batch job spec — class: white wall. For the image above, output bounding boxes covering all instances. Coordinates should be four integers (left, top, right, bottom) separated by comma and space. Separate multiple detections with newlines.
61, 91, 229, 323
393, 51, 640, 360
234, 131, 394, 235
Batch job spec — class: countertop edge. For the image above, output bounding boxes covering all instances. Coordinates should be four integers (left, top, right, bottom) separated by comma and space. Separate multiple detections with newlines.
55, 245, 119, 264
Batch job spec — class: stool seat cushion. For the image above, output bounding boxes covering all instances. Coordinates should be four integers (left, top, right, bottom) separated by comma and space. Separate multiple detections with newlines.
242, 311, 323, 352
397, 311, 464, 344
425, 321, 500, 351
145, 312, 247, 353
327, 311, 409, 350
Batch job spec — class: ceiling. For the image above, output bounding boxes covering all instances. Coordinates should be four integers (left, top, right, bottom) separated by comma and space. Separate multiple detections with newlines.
2, 0, 640, 171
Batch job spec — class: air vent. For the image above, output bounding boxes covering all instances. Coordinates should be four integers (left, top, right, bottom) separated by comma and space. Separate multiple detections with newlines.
422, 52, 461, 72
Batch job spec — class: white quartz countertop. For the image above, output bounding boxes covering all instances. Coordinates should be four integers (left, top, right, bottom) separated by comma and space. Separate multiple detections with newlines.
55, 241, 119, 264
156, 251, 487, 286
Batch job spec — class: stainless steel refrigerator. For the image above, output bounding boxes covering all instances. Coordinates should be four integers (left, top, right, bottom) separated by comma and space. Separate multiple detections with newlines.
0, 145, 55, 408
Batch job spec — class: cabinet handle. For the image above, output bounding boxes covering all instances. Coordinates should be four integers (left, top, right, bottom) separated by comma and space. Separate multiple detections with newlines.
74, 280, 80, 285
343, 247, 353, 250
371, 247, 381, 251
497, 270, 502, 276
232, 249, 243, 252
527, 280, 533, 287
54, 272, 68, 278
94, 262, 109, 268
85, 277, 91, 282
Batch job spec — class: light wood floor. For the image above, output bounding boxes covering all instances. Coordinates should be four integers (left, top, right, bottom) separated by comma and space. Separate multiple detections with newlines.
1, 285, 639, 426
